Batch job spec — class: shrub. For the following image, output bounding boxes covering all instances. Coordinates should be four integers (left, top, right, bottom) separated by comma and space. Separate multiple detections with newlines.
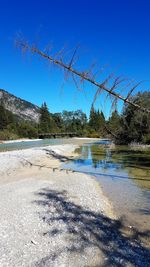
142, 133, 150, 144
17, 122, 38, 138
0, 130, 19, 140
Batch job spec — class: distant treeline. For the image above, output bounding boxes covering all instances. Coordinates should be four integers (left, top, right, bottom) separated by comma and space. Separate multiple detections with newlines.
0, 91, 149, 144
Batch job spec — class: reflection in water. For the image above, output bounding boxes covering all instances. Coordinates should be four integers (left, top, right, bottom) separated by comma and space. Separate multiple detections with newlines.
74, 144, 150, 189
64, 143, 150, 231
76, 144, 123, 170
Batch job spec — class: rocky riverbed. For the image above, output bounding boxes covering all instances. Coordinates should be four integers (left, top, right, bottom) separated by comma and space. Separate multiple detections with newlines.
0, 144, 149, 266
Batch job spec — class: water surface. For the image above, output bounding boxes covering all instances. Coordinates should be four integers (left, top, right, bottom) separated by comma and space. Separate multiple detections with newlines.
0, 138, 88, 152
1, 138, 149, 231
64, 142, 150, 230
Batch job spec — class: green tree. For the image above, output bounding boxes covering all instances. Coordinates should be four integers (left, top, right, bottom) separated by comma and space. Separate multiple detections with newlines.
39, 102, 56, 133
96, 110, 105, 134
62, 110, 87, 135
52, 113, 64, 132
17, 121, 38, 138
0, 103, 14, 130
116, 91, 150, 144
89, 105, 97, 130
108, 110, 121, 137
89, 106, 106, 136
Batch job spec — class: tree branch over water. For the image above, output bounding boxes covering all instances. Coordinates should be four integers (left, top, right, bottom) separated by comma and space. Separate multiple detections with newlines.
16, 37, 150, 114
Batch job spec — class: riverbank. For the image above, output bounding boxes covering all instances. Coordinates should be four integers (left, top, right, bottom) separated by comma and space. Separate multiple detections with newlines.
0, 143, 114, 266
0, 143, 149, 266
0, 137, 101, 153
0, 137, 100, 144
0, 138, 42, 144
0, 143, 114, 218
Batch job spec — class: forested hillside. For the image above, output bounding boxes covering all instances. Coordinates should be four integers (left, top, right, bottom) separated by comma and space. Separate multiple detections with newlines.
0, 89, 149, 144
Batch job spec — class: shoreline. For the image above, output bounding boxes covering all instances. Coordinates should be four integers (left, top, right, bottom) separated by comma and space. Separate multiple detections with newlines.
0, 143, 115, 218
0, 137, 100, 144
1, 138, 42, 144
1, 137, 149, 150
0, 143, 116, 266
0, 143, 149, 266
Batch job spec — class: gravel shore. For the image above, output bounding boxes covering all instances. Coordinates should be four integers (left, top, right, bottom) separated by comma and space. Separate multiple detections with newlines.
0, 144, 149, 266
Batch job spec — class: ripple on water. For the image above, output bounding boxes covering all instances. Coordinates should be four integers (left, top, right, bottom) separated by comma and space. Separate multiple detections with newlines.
63, 142, 150, 231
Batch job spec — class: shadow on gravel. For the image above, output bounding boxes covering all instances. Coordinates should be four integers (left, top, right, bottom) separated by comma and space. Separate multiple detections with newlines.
34, 188, 150, 267
43, 149, 73, 162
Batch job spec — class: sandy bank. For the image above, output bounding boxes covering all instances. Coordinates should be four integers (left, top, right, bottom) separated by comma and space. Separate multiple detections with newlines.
0, 144, 149, 266
0, 144, 76, 183
0, 138, 69, 144
0, 138, 42, 144
0, 144, 114, 265
0, 144, 114, 217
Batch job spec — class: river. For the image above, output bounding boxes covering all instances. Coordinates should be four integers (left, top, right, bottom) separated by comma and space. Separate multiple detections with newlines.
63, 141, 150, 231
0, 138, 150, 231
0, 138, 75, 152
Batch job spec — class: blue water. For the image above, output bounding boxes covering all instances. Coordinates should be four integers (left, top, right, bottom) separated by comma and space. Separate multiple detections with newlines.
1, 138, 149, 230
0, 138, 74, 152
63, 142, 150, 230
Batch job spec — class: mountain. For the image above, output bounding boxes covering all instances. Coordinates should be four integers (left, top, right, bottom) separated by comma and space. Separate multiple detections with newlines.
0, 89, 40, 123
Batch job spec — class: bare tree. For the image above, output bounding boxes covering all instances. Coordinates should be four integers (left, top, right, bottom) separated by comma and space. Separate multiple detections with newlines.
16, 37, 150, 114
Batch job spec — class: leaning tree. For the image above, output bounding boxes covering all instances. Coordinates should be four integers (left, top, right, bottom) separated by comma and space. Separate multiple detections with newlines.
16, 36, 150, 115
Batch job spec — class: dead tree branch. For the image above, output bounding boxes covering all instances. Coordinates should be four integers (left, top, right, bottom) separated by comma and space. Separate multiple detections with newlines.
16, 39, 150, 113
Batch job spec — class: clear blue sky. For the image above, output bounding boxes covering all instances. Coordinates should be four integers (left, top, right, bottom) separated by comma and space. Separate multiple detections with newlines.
0, 0, 150, 118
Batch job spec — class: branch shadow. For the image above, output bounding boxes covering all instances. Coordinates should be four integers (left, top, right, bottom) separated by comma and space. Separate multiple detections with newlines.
34, 188, 150, 267
62, 166, 150, 183
135, 208, 150, 216
43, 148, 74, 162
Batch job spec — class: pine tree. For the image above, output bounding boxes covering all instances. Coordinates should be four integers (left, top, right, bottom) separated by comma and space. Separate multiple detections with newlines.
39, 102, 56, 133
89, 106, 105, 132
108, 110, 121, 134
89, 105, 97, 130
0, 104, 8, 130
96, 110, 105, 133
0, 103, 14, 130
116, 92, 150, 144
